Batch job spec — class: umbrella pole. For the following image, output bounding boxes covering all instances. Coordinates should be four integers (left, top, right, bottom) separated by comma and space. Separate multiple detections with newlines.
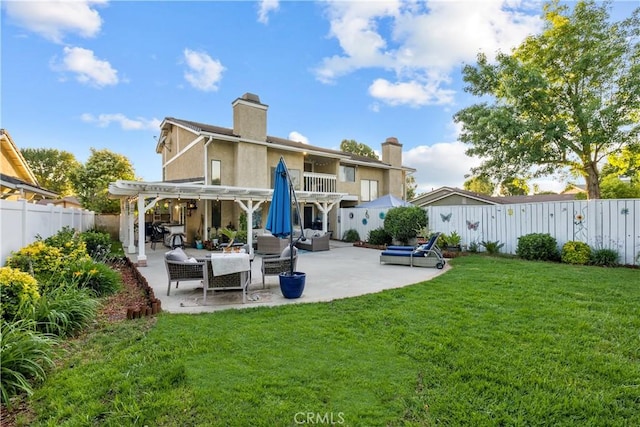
280, 157, 304, 276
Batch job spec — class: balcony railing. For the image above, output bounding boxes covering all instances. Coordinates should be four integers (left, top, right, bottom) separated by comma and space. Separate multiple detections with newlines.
303, 172, 337, 193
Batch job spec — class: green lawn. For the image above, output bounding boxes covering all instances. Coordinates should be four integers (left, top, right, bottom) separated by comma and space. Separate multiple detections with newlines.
28, 256, 640, 426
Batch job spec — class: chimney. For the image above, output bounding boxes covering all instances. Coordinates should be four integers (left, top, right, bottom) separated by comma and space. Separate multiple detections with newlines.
232, 93, 268, 141
381, 137, 402, 167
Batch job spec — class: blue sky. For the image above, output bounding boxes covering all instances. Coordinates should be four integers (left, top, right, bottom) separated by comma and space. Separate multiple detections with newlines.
2, 1, 636, 195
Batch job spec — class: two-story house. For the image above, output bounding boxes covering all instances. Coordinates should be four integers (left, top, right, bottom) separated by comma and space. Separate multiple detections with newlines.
109, 93, 414, 265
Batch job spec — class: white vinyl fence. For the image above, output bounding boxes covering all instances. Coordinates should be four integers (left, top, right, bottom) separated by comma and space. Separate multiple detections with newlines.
426, 199, 640, 265
338, 208, 392, 241
0, 199, 95, 266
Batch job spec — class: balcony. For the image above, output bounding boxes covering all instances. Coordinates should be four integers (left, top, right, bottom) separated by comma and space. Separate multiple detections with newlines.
303, 172, 337, 193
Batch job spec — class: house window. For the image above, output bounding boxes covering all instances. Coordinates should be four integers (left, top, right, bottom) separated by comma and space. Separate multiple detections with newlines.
361, 180, 378, 202
270, 166, 301, 190
211, 160, 221, 185
340, 165, 355, 182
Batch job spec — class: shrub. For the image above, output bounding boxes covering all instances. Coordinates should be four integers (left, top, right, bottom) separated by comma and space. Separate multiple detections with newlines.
80, 229, 112, 260
5, 242, 64, 282
368, 228, 392, 246
467, 241, 480, 253
590, 248, 619, 267
561, 241, 592, 265
58, 260, 122, 297
0, 267, 41, 321
343, 229, 360, 243
480, 240, 504, 255
516, 233, 560, 261
384, 206, 427, 244
43, 227, 90, 263
31, 285, 99, 337
0, 319, 55, 407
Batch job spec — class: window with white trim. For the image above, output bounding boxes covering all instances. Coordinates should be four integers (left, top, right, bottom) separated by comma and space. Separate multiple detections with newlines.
211, 160, 221, 185
360, 179, 378, 202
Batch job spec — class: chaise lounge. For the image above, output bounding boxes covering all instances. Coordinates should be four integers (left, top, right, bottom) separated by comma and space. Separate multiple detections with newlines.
380, 232, 446, 269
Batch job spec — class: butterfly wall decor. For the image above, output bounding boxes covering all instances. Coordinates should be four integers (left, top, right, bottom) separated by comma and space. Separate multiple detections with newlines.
466, 220, 479, 231
440, 213, 452, 222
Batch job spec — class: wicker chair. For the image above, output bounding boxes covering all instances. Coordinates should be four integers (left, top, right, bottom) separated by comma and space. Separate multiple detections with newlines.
203, 257, 250, 303
164, 257, 205, 296
261, 247, 298, 287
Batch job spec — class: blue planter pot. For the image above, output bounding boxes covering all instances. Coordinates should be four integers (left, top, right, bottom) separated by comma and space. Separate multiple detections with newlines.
279, 272, 306, 299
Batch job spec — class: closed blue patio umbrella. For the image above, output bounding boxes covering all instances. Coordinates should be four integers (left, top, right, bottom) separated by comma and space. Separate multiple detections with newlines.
266, 158, 305, 291
266, 158, 292, 239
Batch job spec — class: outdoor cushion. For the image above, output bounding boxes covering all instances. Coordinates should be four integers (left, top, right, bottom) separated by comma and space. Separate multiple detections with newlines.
387, 245, 415, 251
165, 248, 188, 261
380, 249, 414, 257
281, 245, 297, 259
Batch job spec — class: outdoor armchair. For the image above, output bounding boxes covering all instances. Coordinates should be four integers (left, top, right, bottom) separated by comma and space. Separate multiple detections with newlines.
164, 248, 205, 296
261, 246, 298, 287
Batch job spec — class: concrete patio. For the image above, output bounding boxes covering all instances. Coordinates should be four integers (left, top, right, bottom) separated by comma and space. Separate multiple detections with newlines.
130, 240, 450, 313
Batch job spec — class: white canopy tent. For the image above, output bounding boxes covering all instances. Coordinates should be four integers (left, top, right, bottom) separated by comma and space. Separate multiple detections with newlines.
109, 180, 345, 266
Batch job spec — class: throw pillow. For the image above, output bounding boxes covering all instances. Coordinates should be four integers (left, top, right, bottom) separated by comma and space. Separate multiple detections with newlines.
281, 245, 298, 259
165, 248, 189, 261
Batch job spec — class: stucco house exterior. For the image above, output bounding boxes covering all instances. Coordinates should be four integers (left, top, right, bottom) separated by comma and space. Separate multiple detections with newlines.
109, 93, 414, 265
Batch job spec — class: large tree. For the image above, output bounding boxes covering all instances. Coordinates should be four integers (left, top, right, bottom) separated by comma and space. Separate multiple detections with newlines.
21, 148, 80, 196
454, 0, 640, 199
406, 175, 417, 200
463, 175, 495, 195
70, 148, 136, 213
340, 139, 378, 159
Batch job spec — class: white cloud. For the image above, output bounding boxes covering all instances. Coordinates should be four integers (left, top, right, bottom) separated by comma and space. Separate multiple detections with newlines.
289, 131, 309, 144
369, 78, 454, 107
52, 46, 119, 87
258, 0, 279, 24
182, 49, 225, 92
404, 141, 482, 194
316, 0, 542, 107
4, 0, 106, 43
81, 113, 160, 131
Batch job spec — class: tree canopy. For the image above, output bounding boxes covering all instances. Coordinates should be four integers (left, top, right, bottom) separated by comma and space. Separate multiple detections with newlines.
406, 175, 417, 200
70, 148, 136, 213
454, 0, 640, 199
463, 175, 495, 195
21, 148, 80, 196
340, 139, 379, 159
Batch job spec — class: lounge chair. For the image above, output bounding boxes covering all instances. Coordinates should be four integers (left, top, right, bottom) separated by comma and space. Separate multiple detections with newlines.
380, 233, 445, 269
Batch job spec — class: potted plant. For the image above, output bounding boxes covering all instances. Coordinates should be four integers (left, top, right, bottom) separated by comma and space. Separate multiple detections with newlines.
194, 233, 203, 249
446, 231, 462, 251
220, 227, 238, 252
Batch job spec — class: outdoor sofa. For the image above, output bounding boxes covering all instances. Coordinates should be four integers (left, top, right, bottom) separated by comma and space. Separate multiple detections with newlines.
256, 234, 289, 254
295, 229, 330, 252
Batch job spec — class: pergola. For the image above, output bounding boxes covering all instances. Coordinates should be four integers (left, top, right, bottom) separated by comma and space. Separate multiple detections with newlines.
109, 180, 345, 266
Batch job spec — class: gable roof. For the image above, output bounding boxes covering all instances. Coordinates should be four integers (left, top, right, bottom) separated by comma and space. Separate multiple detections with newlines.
1, 130, 59, 200
157, 117, 413, 171
412, 186, 577, 206
1, 129, 38, 185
